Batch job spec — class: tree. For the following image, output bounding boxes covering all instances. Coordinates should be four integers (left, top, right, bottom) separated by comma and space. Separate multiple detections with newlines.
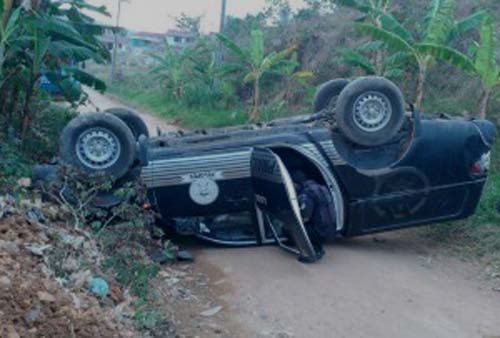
332, 0, 398, 75
175, 13, 201, 36
417, 15, 500, 118
217, 29, 296, 120
150, 44, 198, 99
354, 0, 486, 107
0, 0, 110, 137
336, 42, 408, 79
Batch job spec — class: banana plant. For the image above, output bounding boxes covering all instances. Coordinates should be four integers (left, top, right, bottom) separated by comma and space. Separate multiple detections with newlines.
0, 0, 110, 138
217, 29, 296, 121
417, 15, 499, 118
150, 43, 200, 99
0, 1, 22, 80
336, 42, 407, 79
354, 0, 486, 107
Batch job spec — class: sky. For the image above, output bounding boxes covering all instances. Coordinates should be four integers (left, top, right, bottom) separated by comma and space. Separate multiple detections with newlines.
88, 0, 307, 33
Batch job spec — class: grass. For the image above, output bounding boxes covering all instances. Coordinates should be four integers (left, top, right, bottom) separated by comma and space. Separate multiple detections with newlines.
108, 84, 249, 129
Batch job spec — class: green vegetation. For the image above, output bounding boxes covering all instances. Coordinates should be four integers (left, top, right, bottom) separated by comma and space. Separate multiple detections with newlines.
217, 29, 299, 120
417, 15, 500, 117
0, 0, 109, 190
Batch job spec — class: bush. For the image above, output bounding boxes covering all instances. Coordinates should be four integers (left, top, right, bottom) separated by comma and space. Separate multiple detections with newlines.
0, 104, 76, 190
24, 104, 78, 161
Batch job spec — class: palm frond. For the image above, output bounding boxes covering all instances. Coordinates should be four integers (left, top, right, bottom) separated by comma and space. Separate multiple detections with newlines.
49, 40, 105, 63
337, 48, 376, 74
424, 0, 457, 45
415, 43, 475, 73
377, 12, 414, 43
449, 10, 487, 40
475, 15, 499, 88
382, 51, 411, 67
358, 40, 385, 52
355, 23, 416, 57
261, 45, 296, 72
250, 29, 264, 67
216, 33, 248, 63
334, 0, 371, 13
383, 68, 404, 79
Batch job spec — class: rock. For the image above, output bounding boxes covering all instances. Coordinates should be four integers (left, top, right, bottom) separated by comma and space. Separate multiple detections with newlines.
61, 234, 85, 249
62, 257, 79, 272
17, 177, 32, 187
6, 326, 20, 338
0, 275, 11, 288
177, 250, 195, 262
24, 305, 41, 323
37, 291, 56, 303
70, 269, 92, 289
27, 208, 46, 223
25, 244, 51, 257
90, 277, 109, 297
0, 240, 20, 255
150, 249, 174, 265
200, 305, 223, 317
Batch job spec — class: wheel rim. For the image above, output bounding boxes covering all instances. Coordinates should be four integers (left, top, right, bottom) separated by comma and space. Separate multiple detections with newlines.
76, 127, 121, 170
353, 91, 392, 132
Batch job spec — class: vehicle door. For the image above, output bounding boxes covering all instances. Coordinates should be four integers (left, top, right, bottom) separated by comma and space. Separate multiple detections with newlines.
251, 147, 320, 263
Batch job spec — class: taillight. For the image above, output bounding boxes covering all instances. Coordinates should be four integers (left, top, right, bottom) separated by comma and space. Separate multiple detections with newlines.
471, 151, 491, 176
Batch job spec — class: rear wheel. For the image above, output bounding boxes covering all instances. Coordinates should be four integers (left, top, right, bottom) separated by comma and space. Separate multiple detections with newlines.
335, 76, 405, 147
313, 79, 349, 113
60, 113, 136, 179
105, 107, 149, 139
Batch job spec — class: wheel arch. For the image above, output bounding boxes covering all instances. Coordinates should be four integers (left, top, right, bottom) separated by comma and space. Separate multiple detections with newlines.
268, 144, 346, 232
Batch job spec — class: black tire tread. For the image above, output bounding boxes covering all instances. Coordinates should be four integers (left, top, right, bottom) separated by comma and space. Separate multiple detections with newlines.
335, 76, 405, 147
60, 112, 136, 179
105, 107, 149, 139
313, 79, 350, 113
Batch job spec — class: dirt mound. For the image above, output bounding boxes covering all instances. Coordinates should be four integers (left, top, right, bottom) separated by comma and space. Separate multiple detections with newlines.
0, 215, 132, 338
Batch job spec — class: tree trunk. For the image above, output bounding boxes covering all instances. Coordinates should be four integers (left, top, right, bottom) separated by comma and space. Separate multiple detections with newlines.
375, 50, 383, 76
415, 66, 426, 108
250, 76, 260, 121
478, 87, 491, 119
5, 86, 18, 133
21, 78, 36, 140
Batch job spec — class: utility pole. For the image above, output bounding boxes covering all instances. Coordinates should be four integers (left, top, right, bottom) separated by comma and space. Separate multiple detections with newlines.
216, 0, 227, 69
110, 0, 127, 83
219, 0, 227, 33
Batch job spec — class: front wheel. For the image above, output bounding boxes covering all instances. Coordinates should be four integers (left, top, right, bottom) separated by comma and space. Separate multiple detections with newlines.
313, 78, 350, 113
335, 76, 405, 147
105, 107, 149, 139
60, 113, 137, 179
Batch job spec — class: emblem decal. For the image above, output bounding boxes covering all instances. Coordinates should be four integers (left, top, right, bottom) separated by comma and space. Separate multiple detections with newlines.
189, 177, 220, 205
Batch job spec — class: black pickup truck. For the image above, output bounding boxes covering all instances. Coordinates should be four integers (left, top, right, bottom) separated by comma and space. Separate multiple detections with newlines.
55, 77, 497, 262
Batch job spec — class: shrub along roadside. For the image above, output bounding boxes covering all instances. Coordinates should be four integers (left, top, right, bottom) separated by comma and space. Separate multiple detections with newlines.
109, 83, 308, 130
0, 104, 76, 190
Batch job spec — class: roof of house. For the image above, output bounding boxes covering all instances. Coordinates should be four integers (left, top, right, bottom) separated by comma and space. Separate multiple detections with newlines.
166, 29, 197, 39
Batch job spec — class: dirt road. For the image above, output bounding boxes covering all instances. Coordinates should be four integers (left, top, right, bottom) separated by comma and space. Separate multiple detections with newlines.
86, 91, 500, 338
80, 89, 178, 134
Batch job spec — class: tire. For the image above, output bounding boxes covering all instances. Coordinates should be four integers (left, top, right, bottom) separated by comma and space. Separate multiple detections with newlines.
60, 113, 136, 179
335, 76, 405, 147
105, 107, 149, 139
313, 79, 350, 113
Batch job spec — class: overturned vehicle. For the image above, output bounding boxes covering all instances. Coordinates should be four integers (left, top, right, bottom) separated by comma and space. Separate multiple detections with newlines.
52, 77, 496, 263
